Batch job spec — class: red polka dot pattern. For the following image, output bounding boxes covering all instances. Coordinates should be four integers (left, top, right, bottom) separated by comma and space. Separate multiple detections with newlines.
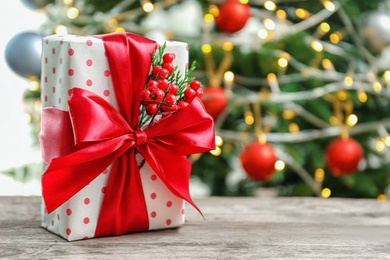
136, 153, 186, 231
86, 79, 92, 87
41, 163, 113, 240
83, 217, 90, 224
41, 35, 116, 112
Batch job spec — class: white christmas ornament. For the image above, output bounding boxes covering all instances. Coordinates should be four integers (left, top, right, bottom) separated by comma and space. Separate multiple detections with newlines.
142, 1, 202, 37
230, 18, 264, 52
360, 11, 390, 53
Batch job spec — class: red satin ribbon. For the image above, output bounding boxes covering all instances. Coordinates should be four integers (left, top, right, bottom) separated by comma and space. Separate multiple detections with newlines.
40, 32, 215, 237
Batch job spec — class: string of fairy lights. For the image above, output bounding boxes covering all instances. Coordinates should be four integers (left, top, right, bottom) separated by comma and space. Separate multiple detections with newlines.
23, 0, 390, 199
196, 0, 390, 198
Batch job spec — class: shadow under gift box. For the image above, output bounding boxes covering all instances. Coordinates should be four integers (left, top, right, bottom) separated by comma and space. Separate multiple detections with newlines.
39, 33, 194, 241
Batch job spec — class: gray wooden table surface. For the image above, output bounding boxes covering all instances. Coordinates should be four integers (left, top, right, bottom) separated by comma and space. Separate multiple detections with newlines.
1, 196, 390, 259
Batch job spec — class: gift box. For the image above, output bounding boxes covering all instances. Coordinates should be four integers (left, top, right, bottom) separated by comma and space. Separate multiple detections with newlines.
39, 33, 214, 241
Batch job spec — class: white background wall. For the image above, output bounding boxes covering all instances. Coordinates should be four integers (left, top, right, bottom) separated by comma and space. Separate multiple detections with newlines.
0, 1, 46, 194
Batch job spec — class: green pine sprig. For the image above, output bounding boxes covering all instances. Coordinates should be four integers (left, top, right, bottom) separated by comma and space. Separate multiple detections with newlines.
139, 43, 198, 128
176, 61, 197, 102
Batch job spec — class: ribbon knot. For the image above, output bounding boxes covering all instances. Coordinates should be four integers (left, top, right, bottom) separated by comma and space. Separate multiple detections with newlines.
134, 130, 147, 146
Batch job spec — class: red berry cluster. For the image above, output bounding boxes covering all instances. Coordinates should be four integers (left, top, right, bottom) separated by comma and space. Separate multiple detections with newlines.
140, 52, 203, 119
184, 80, 203, 103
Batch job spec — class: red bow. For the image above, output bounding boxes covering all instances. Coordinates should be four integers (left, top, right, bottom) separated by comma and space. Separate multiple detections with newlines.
40, 33, 215, 236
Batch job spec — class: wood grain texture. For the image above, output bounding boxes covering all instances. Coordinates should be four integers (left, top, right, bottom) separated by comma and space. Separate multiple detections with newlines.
1, 196, 390, 259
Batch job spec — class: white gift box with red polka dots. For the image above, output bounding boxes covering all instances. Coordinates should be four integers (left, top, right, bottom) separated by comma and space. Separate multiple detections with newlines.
40, 34, 189, 241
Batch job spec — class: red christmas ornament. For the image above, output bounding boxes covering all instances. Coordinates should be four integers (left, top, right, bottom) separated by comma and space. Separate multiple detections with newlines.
200, 87, 228, 120
325, 137, 364, 176
215, 0, 251, 34
240, 142, 278, 181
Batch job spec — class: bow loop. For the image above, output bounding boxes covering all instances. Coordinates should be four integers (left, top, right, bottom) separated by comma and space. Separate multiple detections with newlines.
68, 88, 132, 147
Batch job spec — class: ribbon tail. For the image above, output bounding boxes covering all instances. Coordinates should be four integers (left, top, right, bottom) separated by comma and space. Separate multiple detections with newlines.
139, 146, 203, 217
162, 156, 204, 217
42, 137, 133, 213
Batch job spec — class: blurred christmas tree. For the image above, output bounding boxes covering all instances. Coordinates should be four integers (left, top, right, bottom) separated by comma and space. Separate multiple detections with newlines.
9, 0, 390, 199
